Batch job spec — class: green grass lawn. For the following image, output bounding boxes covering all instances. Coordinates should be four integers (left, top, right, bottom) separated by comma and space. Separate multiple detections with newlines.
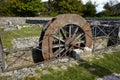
0, 24, 43, 48
25, 51, 120, 80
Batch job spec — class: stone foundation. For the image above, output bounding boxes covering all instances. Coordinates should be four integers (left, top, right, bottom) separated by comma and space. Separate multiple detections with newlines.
12, 37, 39, 48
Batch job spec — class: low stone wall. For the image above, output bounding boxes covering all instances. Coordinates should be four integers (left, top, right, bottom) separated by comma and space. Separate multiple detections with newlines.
12, 37, 39, 48
93, 36, 109, 50
0, 58, 78, 79
10, 36, 110, 62
0, 17, 120, 25
0, 17, 51, 26
12, 36, 109, 50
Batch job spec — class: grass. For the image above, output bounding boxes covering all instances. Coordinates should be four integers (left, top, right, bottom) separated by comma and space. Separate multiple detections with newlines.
0, 24, 43, 48
0, 23, 120, 80
24, 51, 120, 80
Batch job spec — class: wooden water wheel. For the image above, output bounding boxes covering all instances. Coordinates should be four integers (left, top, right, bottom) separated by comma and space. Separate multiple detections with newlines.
39, 14, 92, 60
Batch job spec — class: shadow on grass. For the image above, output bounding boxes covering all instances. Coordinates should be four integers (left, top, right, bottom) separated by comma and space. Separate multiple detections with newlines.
78, 59, 112, 77
70, 51, 112, 77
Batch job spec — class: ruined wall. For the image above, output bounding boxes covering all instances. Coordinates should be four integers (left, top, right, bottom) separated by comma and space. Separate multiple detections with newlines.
12, 37, 39, 48
0, 17, 51, 26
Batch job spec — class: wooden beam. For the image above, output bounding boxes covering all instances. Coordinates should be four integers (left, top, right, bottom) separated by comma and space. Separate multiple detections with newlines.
0, 36, 5, 72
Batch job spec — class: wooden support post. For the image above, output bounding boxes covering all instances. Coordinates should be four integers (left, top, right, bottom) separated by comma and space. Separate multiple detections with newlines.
0, 36, 5, 72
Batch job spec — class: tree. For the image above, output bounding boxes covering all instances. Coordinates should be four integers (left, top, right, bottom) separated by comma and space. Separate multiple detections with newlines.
49, 0, 85, 16
104, 2, 112, 11
83, 1, 96, 17
96, 10, 110, 17
0, 0, 14, 16
112, 3, 120, 16
10, 0, 46, 16
97, 0, 120, 17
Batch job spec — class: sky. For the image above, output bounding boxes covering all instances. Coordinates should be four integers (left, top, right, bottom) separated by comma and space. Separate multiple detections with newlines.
41, 0, 120, 13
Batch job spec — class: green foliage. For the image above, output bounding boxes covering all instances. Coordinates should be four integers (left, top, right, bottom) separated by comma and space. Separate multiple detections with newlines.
46, 11, 58, 17
98, 2, 112, 17
0, 1, 14, 16
9, 0, 46, 16
45, 0, 97, 17
93, 52, 120, 73
46, 0, 85, 16
83, 1, 96, 17
0, 0, 46, 16
96, 10, 111, 17
0, 0, 120, 17
96, 2, 120, 17
104, 2, 112, 11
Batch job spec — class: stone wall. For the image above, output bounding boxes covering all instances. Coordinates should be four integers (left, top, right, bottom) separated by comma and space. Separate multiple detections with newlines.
12, 36, 109, 50
93, 36, 109, 50
0, 17, 51, 26
0, 17, 120, 25
0, 58, 78, 79
12, 37, 39, 48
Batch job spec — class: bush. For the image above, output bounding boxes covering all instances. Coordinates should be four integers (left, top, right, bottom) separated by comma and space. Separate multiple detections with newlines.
0, 1, 14, 16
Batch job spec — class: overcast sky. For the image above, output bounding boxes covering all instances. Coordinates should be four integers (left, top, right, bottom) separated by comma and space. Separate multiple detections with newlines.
41, 0, 120, 13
